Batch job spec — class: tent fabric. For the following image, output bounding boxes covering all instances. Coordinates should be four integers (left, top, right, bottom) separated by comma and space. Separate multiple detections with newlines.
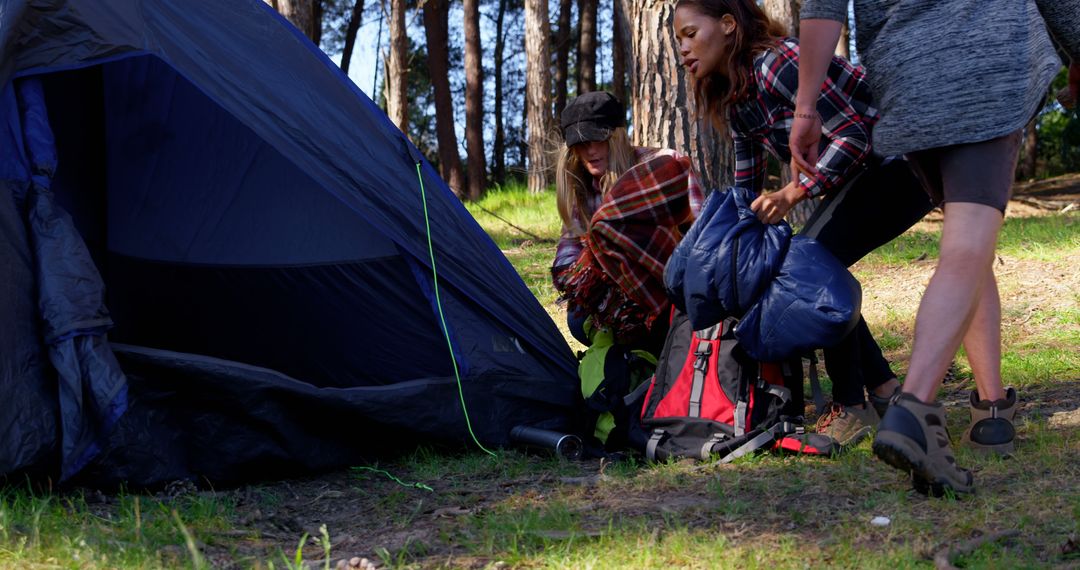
0, 82, 56, 478
17, 77, 129, 481
0, 0, 578, 487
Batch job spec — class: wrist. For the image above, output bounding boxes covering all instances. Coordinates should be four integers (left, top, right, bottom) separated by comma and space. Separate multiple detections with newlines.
786, 184, 808, 203
794, 96, 818, 112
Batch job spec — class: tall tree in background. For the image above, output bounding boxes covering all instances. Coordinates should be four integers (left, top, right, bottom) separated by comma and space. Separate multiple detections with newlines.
265, 0, 317, 41
422, 0, 466, 193
577, 0, 598, 94
524, 0, 553, 192
492, 0, 510, 183
553, 0, 573, 117
762, 0, 797, 35
312, 0, 325, 46
620, 0, 730, 190
1020, 117, 1039, 180
836, 20, 850, 59
339, 0, 365, 73
611, 0, 628, 103
463, 0, 487, 199
385, 0, 409, 131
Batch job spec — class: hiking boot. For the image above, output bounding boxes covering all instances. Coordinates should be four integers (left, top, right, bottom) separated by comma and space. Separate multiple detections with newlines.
959, 387, 1017, 456
815, 402, 880, 448
868, 385, 901, 419
872, 393, 974, 497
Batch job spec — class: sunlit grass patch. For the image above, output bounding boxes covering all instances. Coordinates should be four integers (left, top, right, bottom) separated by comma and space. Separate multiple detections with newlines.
1001, 347, 1080, 388
464, 184, 561, 250
997, 212, 1080, 259
0, 485, 234, 569
862, 212, 1078, 264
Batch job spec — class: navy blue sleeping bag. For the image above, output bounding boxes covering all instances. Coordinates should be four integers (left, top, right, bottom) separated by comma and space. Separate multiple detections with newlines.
663, 187, 791, 330
664, 187, 861, 360
734, 236, 862, 361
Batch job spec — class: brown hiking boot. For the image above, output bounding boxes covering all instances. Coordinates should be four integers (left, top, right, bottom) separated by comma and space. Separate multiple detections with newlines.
815, 402, 880, 448
872, 393, 974, 497
960, 387, 1017, 456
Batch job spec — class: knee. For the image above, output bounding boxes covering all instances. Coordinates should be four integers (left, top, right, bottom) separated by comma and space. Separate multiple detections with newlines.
937, 237, 996, 273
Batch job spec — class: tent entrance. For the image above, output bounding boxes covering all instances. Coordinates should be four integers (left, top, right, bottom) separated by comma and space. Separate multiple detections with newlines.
41, 59, 454, 388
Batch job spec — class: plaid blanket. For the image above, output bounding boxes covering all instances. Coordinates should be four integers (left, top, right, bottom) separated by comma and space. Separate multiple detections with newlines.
555, 153, 697, 341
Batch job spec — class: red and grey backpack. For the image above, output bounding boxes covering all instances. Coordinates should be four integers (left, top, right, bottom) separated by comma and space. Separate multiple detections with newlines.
637, 310, 830, 461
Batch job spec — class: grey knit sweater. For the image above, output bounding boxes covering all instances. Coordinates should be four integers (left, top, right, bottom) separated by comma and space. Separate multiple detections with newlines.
800, 0, 1079, 156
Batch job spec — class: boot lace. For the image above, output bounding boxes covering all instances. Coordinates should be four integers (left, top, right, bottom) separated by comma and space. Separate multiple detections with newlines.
815, 403, 844, 432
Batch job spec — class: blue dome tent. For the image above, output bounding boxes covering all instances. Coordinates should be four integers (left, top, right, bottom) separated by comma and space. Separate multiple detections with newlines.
0, 0, 577, 487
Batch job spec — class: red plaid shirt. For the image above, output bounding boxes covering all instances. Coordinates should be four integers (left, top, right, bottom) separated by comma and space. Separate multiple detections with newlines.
731, 38, 878, 198
554, 151, 701, 339
553, 147, 703, 271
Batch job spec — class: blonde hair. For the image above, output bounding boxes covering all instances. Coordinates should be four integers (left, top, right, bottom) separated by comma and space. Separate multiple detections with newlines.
555, 127, 637, 236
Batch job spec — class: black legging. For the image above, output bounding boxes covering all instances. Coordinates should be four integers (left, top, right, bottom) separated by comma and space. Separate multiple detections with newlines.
800, 157, 934, 406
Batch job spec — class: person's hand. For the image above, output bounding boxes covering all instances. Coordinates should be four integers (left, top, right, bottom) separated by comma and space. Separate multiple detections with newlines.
789, 111, 822, 180
750, 182, 806, 225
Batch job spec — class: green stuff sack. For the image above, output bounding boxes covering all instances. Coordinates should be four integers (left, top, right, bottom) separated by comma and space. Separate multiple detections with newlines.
577, 324, 657, 450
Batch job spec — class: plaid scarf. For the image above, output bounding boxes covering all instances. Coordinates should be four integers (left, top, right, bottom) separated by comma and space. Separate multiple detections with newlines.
556, 153, 696, 341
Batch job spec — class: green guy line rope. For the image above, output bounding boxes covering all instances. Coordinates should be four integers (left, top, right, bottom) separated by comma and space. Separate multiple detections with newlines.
415, 162, 497, 458
351, 466, 434, 492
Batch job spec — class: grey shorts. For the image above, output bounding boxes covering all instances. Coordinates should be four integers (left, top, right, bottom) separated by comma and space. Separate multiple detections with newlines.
905, 130, 1023, 214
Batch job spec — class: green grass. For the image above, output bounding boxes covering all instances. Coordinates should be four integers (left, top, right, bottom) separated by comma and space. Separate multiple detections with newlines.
464, 183, 564, 305
865, 213, 1079, 264
0, 486, 233, 569
463, 181, 562, 250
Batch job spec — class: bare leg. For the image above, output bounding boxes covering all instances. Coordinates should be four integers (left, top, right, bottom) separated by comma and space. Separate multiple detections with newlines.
963, 269, 1005, 401
902, 202, 1003, 404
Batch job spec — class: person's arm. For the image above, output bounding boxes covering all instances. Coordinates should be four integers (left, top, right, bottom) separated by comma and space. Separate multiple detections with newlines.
732, 127, 767, 195
790, 18, 843, 179
735, 127, 803, 224
1036, 0, 1080, 104
743, 46, 810, 224
552, 213, 586, 292
754, 43, 873, 223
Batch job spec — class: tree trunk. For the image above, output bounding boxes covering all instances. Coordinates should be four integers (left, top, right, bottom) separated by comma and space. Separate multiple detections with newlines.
266, 0, 316, 41
385, 0, 409, 131
340, 0, 365, 74
611, 0, 629, 104
554, 0, 574, 117
312, 0, 324, 48
492, 0, 508, 184
836, 19, 850, 59
762, 0, 796, 35
577, 0, 599, 94
1021, 116, 1038, 180
463, 0, 487, 199
525, 0, 554, 193
423, 0, 466, 194
520, 101, 531, 175
621, 0, 730, 191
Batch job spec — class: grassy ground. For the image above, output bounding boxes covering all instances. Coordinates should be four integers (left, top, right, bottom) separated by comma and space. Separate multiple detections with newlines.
1, 181, 1078, 569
